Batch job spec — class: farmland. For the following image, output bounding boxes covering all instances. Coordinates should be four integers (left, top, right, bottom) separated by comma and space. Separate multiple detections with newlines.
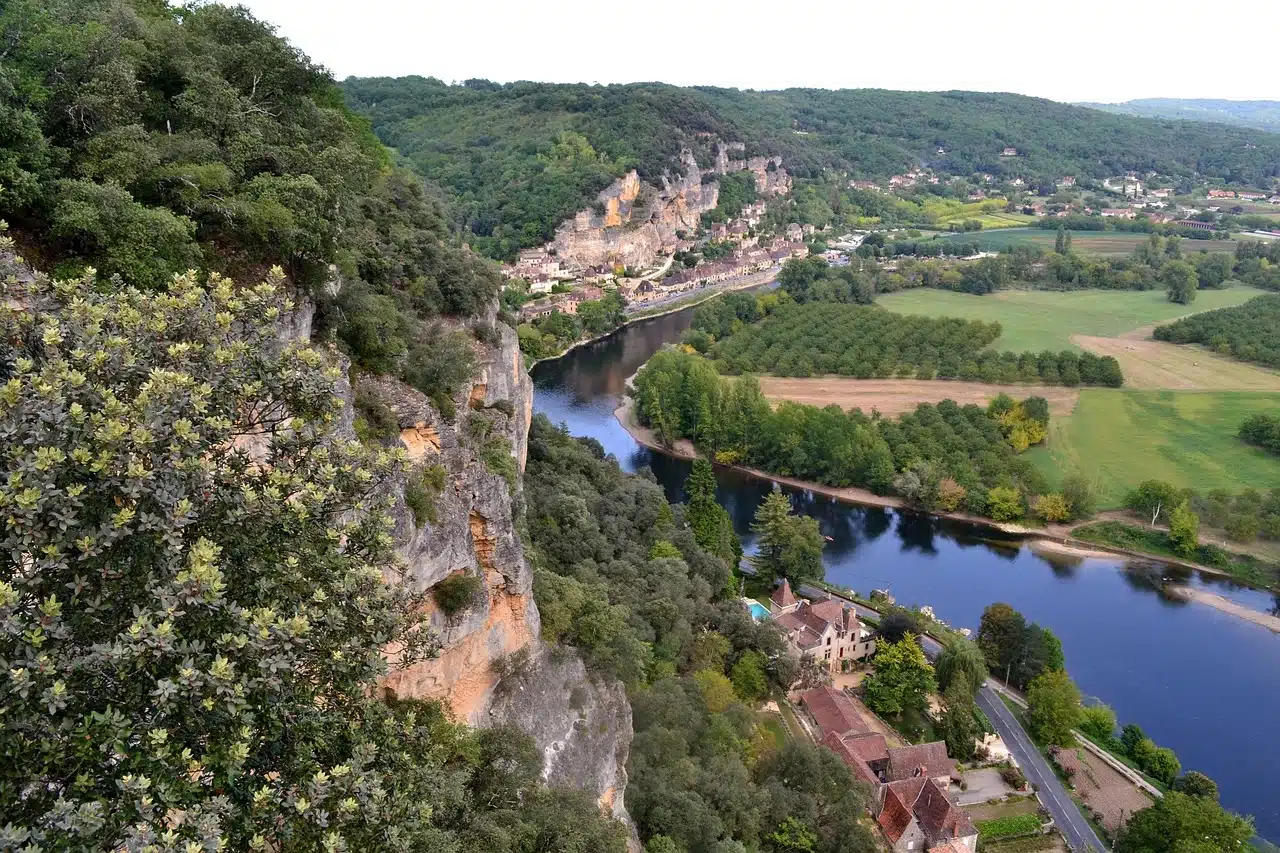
1072, 335, 1280, 390
1028, 390, 1280, 506
753, 377, 1080, 417
928, 227, 1239, 256
875, 287, 1267, 352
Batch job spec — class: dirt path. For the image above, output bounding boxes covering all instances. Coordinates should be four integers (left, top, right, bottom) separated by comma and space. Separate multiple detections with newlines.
1072, 334, 1280, 390
754, 377, 1081, 417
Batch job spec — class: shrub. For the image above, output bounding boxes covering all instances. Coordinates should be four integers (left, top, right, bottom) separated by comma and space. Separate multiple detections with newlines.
1000, 765, 1027, 789
353, 380, 400, 442
1033, 493, 1071, 523
987, 487, 1025, 522
433, 572, 484, 617
1079, 703, 1117, 742
405, 464, 447, 526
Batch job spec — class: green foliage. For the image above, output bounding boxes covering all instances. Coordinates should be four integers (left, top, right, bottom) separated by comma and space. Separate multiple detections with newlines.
1027, 670, 1082, 746
1168, 501, 1200, 557
1079, 704, 1118, 743
978, 603, 1064, 690
1238, 412, 1280, 455
341, 77, 1280, 261
1163, 259, 1199, 304
710, 300, 1122, 388
1174, 771, 1220, 801
976, 813, 1043, 841
1115, 792, 1253, 853
1154, 294, 1280, 370
432, 572, 483, 617
749, 490, 825, 585
628, 679, 877, 853
936, 637, 988, 697
0, 264, 627, 850
405, 463, 447, 526
1033, 492, 1072, 522
353, 379, 401, 442
1125, 479, 1188, 525
710, 172, 758, 223
986, 486, 1025, 521
693, 669, 737, 713
937, 673, 979, 761
862, 636, 937, 719
730, 651, 769, 702
1061, 473, 1098, 520
0, 0, 499, 413
685, 459, 741, 566
633, 348, 1049, 523
690, 292, 762, 340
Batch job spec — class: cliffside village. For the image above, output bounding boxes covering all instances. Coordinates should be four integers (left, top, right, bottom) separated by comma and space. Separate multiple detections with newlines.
502, 144, 825, 323
504, 144, 1280, 326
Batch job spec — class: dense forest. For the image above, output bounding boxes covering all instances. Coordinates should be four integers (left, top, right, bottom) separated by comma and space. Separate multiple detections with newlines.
340, 77, 1280, 259
524, 416, 878, 853
1153, 294, 1280, 368
0, 0, 501, 413
632, 349, 1055, 521
701, 300, 1124, 386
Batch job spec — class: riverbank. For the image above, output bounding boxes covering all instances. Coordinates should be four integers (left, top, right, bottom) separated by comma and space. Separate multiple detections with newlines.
616, 395, 1280, 622
526, 268, 779, 368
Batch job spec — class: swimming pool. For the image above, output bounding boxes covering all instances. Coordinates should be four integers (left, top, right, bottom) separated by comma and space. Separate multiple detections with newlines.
745, 600, 770, 621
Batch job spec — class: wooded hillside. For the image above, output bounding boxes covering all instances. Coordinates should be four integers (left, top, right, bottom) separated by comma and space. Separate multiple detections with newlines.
341, 77, 1280, 259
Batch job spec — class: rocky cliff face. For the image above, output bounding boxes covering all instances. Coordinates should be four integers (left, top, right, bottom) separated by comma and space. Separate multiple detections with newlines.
553, 143, 789, 269
363, 306, 635, 830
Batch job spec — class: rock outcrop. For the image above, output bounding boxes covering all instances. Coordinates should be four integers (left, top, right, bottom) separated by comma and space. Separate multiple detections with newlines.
372, 308, 538, 722
553, 142, 789, 269
487, 646, 635, 826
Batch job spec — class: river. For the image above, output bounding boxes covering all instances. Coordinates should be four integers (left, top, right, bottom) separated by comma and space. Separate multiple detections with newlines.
530, 304, 1280, 843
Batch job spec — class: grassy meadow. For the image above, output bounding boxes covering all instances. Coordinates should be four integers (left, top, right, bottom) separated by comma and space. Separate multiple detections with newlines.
1028, 390, 1280, 507
875, 287, 1267, 352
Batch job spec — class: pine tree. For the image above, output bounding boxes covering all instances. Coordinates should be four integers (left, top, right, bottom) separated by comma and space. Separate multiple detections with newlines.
685, 459, 741, 567
938, 673, 979, 760
1055, 227, 1067, 255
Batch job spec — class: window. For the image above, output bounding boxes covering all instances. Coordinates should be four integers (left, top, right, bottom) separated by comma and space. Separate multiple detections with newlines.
839, 648, 844, 657
824, 650, 830, 660
826, 636, 831, 645
907, 843, 914, 851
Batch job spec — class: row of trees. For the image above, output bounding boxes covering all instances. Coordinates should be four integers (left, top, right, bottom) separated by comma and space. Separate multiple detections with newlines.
1238, 412, 1280, 456
1128, 479, 1280, 546
1154, 293, 1280, 370
705, 299, 1123, 387
524, 418, 881, 853
632, 349, 1053, 522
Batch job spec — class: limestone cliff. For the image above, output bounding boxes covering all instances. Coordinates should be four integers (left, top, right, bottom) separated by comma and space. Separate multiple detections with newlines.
553, 143, 789, 269
362, 305, 635, 830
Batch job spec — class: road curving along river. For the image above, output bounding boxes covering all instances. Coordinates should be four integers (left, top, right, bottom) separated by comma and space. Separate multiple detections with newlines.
530, 302, 1280, 843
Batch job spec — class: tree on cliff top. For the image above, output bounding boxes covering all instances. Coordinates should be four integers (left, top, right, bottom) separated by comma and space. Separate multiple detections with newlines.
0, 258, 625, 851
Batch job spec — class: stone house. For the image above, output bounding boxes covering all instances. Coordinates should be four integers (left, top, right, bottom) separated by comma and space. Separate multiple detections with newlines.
878, 776, 976, 853
772, 583, 874, 671
786, 223, 805, 241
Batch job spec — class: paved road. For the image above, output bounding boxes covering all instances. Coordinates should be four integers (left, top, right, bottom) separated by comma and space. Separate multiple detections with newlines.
799, 585, 1107, 851
978, 686, 1108, 853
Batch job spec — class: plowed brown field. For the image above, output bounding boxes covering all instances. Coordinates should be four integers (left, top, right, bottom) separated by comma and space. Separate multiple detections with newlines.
753, 377, 1081, 417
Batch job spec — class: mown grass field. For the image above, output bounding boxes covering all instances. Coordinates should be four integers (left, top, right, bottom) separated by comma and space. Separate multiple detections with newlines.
931, 228, 1239, 256
1027, 390, 1280, 507
875, 287, 1267, 352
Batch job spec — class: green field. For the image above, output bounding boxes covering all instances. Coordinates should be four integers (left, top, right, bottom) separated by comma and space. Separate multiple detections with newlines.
876, 287, 1267, 352
931, 228, 1238, 256
1028, 390, 1280, 506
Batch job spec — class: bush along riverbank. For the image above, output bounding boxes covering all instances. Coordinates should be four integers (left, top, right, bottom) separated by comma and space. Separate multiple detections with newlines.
1072, 521, 1280, 591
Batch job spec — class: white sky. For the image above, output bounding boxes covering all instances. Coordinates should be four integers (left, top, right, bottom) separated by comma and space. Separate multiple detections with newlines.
238, 0, 1280, 104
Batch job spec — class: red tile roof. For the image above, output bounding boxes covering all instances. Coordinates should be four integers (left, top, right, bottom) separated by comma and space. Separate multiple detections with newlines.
800, 687, 864, 737
877, 787, 915, 843
887, 741, 957, 782
823, 731, 881, 785
771, 578, 796, 608
844, 730, 890, 764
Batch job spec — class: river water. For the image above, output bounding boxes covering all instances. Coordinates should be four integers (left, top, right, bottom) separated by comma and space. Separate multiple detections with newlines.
531, 305, 1280, 842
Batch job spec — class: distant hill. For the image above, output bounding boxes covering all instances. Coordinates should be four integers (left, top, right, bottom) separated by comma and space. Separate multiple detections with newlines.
1079, 98, 1280, 133
341, 78, 1280, 260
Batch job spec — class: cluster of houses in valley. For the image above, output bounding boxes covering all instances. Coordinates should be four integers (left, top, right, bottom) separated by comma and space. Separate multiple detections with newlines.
757, 581, 980, 852
507, 190, 827, 323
